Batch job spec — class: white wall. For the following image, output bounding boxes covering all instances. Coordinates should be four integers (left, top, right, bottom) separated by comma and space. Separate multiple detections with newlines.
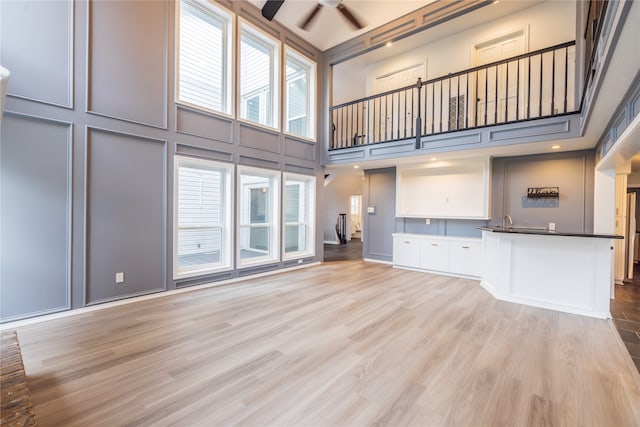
332, 61, 367, 105
333, 1, 575, 103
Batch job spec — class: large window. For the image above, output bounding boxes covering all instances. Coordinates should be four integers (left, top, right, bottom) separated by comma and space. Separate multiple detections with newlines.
283, 173, 316, 259
238, 166, 280, 266
177, 0, 232, 115
174, 156, 233, 278
285, 48, 316, 139
240, 21, 279, 128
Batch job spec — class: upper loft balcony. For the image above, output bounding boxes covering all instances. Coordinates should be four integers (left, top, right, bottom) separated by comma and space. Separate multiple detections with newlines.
325, 41, 581, 166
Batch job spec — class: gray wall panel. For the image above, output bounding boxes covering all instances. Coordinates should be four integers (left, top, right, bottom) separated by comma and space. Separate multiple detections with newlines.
238, 123, 280, 153
176, 106, 233, 143
491, 151, 594, 233
1, 115, 71, 321
86, 128, 166, 304
88, 0, 167, 128
284, 137, 316, 161
363, 168, 396, 261
0, 0, 73, 107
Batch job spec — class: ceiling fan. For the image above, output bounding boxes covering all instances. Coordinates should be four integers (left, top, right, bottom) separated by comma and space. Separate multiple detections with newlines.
261, 0, 366, 31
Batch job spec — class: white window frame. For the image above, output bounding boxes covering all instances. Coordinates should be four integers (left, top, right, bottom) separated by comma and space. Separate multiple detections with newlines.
238, 19, 280, 130
237, 165, 281, 267
173, 155, 234, 279
283, 172, 316, 260
175, 0, 233, 117
284, 47, 316, 141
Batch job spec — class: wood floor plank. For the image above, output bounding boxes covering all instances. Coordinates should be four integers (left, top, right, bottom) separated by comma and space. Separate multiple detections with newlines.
6, 260, 640, 426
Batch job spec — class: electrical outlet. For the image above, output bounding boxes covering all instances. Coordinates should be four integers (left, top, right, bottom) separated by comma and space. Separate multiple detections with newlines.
425, 218, 430, 224
548, 223, 556, 231
297, 259, 303, 264
115, 272, 125, 283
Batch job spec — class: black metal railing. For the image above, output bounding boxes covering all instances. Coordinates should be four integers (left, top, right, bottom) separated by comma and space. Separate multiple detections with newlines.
329, 41, 577, 150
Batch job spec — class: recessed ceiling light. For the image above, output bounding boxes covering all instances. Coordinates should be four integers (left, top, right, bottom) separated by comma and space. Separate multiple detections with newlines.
430, 157, 437, 161
552, 145, 560, 149
354, 165, 359, 169
492, 0, 499, 4
386, 41, 393, 47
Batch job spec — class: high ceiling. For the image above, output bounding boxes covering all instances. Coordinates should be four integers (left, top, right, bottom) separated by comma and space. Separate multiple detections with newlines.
249, 0, 437, 51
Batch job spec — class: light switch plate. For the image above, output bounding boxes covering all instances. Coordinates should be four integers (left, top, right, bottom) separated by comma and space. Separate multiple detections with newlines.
548, 222, 556, 231
115, 272, 125, 283
367, 206, 375, 214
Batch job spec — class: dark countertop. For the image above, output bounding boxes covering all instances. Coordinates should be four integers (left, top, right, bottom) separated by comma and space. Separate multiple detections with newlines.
479, 226, 623, 239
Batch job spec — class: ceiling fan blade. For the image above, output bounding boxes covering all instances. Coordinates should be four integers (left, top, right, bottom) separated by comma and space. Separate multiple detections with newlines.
261, 0, 285, 21
337, 3, 365, 30
299, 4, 323, 31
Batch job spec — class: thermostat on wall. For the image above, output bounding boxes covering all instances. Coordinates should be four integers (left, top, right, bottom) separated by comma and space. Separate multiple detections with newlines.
367, 206, 375, 214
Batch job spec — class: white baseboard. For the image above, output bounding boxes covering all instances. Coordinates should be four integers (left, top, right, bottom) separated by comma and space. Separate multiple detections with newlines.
364, 258, 393, 265
324, 240, 339, 245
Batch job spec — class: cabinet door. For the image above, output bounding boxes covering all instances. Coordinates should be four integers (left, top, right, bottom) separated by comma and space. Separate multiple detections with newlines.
393, 237, 420, 268
449, 240, 482, 277
419, 239, 450, 272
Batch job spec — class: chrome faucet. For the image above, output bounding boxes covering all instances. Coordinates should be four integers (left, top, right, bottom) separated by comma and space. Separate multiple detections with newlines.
503, 215, 513, 228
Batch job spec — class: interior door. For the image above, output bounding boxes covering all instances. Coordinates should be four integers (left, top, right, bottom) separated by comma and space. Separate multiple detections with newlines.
473, 30, 526, 125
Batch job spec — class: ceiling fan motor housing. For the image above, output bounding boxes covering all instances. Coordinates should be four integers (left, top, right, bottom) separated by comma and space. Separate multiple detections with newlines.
319, 0, 342, 7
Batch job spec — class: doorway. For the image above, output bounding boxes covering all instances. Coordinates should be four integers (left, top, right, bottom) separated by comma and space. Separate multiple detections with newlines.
595, 119, 640, 373
350, 194, 362, 240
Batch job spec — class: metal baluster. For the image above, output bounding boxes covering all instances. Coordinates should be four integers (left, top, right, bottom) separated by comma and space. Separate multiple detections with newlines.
516, 59, 520, 120
505, 62, 509, 122
539, 53, 543, 117
367, 99, 371, 144
484, 69, 488, 126
527, 56, 531, 119
411, 87, 414, 138
377, 96, 381, 142
439, 80, 443, 132
564, 46, 568, 113
431, 82, 435, 134
415, 78, 422, 149
391, 92, 396, 140
551, 49, 556, 115
465, 73, 469, 129
494, 65, 498, 124
404, 88, 407, 139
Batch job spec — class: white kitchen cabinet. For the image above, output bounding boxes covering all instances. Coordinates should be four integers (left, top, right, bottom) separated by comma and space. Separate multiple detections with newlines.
392, 233, 482, 278
419, 238, 450, 272
396, 159, 491, 219
449, 240, 482, 277
393, 236, 420, 268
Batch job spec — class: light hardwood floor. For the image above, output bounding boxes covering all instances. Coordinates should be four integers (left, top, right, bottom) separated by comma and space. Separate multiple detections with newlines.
8, 261, 640, 426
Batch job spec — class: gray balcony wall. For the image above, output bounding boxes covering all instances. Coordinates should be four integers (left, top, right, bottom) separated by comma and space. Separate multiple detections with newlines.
0, 0, 322, 322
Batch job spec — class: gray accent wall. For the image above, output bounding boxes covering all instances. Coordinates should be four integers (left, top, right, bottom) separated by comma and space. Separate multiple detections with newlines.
1, 114, 71, 321
1, 0, 323, 322
0, 0, 73, 107
87, 0, 168, 128
85, 129, 166, 304
363, 168, 397, 261
490, 150, 595, 233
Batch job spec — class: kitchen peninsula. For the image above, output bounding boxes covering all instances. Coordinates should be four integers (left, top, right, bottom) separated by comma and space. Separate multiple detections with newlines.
480, 226, 622, 319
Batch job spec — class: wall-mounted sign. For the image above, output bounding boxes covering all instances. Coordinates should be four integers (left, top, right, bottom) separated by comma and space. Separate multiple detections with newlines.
527, 187, 559, 199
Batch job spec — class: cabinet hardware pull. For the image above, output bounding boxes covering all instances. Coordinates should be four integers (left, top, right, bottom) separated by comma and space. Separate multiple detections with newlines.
462, 246, 470, 249
404, 241, 411, 244
431, 243, 438, 246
